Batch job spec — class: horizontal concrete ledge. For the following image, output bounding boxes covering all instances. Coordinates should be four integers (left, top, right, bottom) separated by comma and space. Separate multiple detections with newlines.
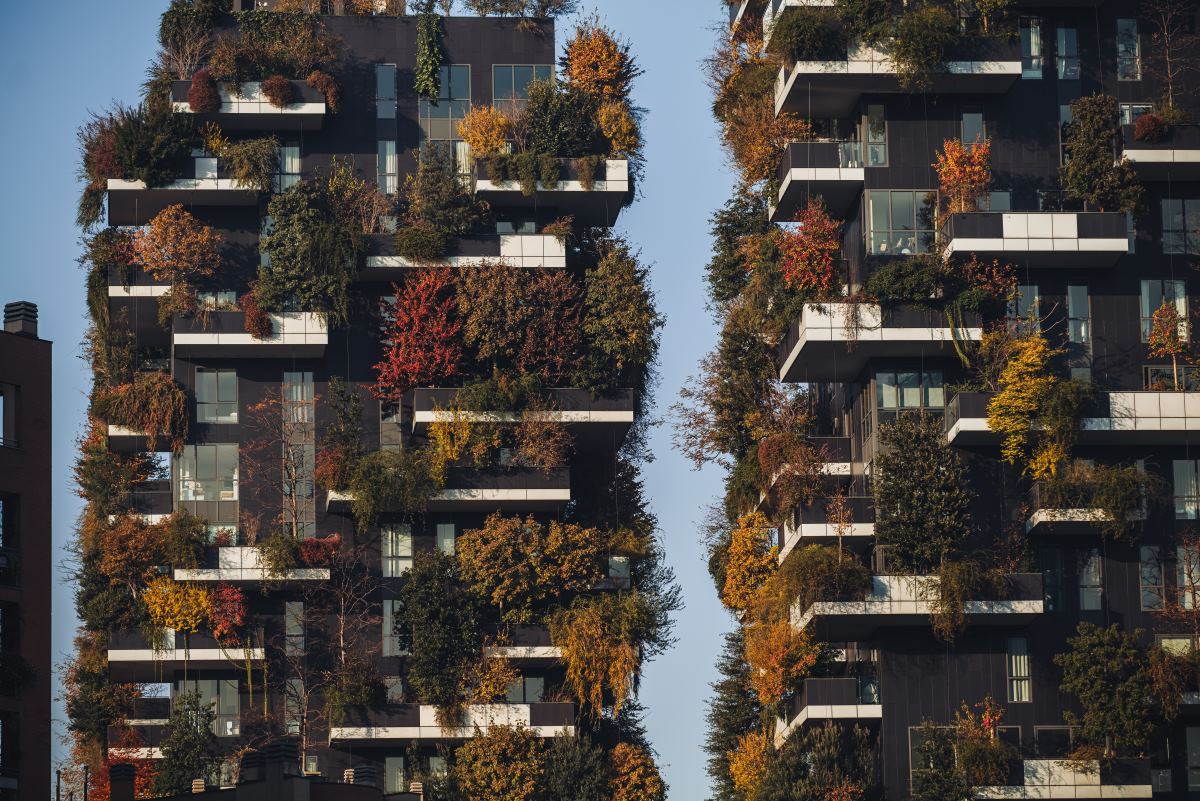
108, 284, 172, 298
774, 703, 881, 747
413, 410, 634, 425
107, 647, 265, 662
483, 645, 563, 660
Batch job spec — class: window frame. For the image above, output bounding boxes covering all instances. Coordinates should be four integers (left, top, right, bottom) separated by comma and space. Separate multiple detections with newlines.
1007, 637, 1032, 703
196, 368, 238, 424
867, 190, 937, 255
1117, 19, 1141, 81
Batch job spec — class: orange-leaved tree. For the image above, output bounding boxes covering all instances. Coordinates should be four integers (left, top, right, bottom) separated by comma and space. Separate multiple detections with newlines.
454, 725, 544, 801
728, 729, 769, 798
610, 742, 667, 801
934, 137, 992, 215
562, 16, 641, 103
777, 200, 843, 296
1147, 301, 1189, 391
743, 619, 821, 704
550, 593, 644, 716
372, 267, 462, 402
458, 105, 513, 158
721, 511, 776, 615
133, 203, 222, 284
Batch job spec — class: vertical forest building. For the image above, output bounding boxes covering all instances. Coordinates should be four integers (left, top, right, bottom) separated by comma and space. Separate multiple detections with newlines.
68, 1, 673, 798
700, 1, 1200, 800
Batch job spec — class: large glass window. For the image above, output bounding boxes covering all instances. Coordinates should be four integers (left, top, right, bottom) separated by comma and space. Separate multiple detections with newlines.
1140, 279, 1187, 341
196, 368, 237, 424
285, 677, 302, 735
1009, 284, 1039, 333
420, 65, 471, 172
492, 64, 553, 116
868, 190, 936, 255
1007, 637, 1031, 702
1079, 549, 1103, 611
383, 599, 409, 656
1179, 543, 1200, 609
1163, 199, 1200, 255
177, 444, 238, 501
383, 525, 413, 577
1035, 727, 1072, 757
436, 522, 455, 555
1177, 460, 1200, 519
375, 63, 396, 118
866, 105, 887, 166
1067, 285, 1090, 345
1140, 546, 1165, 610
1056, 27, 1080, 79
274, 144, 300, 192
385, 757, 407, 794
1021, 18, 1043, 78
1188, 728, 1200, 790
1058, 104, 1073, 166
875, 370, 944, 409
1117, 19, 1141, 81
961, 111, 985, 147
378, 140, 398, 195
1121, 103, 1153, 125
505, 675, 546, 704
285, 601, 305, 656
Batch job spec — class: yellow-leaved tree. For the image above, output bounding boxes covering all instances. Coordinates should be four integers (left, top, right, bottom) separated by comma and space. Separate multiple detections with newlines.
986, 333, 1072, 479
728, 729, 769, 798
934, 137, 992, 214
143, 577, 211, 634
721, 512, 776, 615
550, 593, 646, 716
610, 742, 667, 801
457, 105, 512, 159
743, 619, 821, 704
454, 725, 544, 801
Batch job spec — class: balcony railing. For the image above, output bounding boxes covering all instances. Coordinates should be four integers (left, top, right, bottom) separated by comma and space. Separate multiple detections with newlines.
473, 158, 631, 227
942, 211, 1128, 267
172, 311, 328, 358
774, 676, 882, 746
777, 495, 875, 562
410, 388, 636, 432
170, 79, 326, 131
174, 546, 331, 583
329, 702, 576, 742
976, 757, 1152, 799
1121, 123, 1200, 180
365, 233, 568, 271
106, 156, 263, 225
329, 466, 572, 513
772, 141, 865, 222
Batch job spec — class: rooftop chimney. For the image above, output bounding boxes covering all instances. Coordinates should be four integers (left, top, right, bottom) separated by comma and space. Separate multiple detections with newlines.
109, 764, 136, 801
3, 301, 37, 337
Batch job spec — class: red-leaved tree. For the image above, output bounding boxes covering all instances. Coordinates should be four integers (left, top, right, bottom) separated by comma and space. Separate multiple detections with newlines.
372, 267, 462, 401
778, 200, 842, 297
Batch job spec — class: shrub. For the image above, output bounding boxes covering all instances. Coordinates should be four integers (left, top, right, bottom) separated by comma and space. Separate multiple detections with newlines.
259, 180, 363, 324
207, 584, 246, 643
523, 79, 600, 158
458, 105, 512, 158
255, 531, 300, 578
77, 111, 123, 227
220, 10, 338, 81
159, 510, 208, 570
874, 414, 973, 572
720, 512, 776, 614
1061, 94, 1141, 213
112, 103, 196, 188
454, 725, 544, 801
766, 6, 845, 61
1134, 112, 1167, 143
458, 513, 604, 623
219, 136, 279, 191
756, 721, 877, 801
955, 696, 1017, 786
754, 545, 871, 624
543, 735, 610, 801
315, 378, 364, 492
890, 6, 958, 91
394, 221, 451, 262
144, 577, 211, 634
347, 449, 438, 529
261, 74, 294, 107
325, 157, 394, 234
306, 69, 340, 112
187, 69, 221, 113
133, 204, 222, 284
927, 560, 1007, 644
834, 0, 893, 47
371, 268, 462, 401
550, 593, 654, 715
94, 372, 189, 452
239, 289, 273, 339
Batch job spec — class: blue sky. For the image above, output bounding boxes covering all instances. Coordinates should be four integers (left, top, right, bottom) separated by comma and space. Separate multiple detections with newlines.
0, 2, 731, 796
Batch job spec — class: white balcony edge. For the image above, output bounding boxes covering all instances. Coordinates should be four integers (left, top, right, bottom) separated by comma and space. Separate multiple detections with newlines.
109, 747, 163, 760
174, 312, 329, 349
330, 724, 575, 740
1123, 148, 1200, 165
107, 178, 257, 192
107, 647, 265, 662
174, 567, 331, 582
434, 488, 572, 503
483, 646, 563, 660
777, 522, 875, 564
108, 285, 171, 298
975, 759, 1152, 800
773, 703, 882, 748
944, 238, 1128, 256
107, 513, 169, 525
172, 101, 326, 116
367, 255, 567, 269
414, 410, 634, 425
476, 159, 629, 195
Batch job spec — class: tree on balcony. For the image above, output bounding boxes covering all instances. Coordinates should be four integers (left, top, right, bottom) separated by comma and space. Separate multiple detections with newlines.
372, 268, 463, 402
314, 377, 365, 493
934, 137, 991, 215
543, 734, 611, 801
1054, 622, 1154, 759
610, 742, 667, 801
777, 201, 843, 298
1061, 95, 1141, 214
909, 723, 971, 801
720, 512, 776, 615
453, 725, 545, 801
890, 6, 959, 91
1147, 301, 1190, 391
755, 721, 878, 801
394, 146, 487, 262
1142, 0, 1200, 113
874, 414, 973, 572
154, 691, 218, 795
347, 448, 438, 530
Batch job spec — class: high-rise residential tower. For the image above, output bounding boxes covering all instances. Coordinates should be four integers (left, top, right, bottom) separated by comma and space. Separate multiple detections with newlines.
0, 301, 52, 801
699, 1, 1200, 799
67, 2, 673, 797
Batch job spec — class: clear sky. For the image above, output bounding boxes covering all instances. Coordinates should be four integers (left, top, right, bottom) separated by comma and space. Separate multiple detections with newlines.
0, 2, 732, 796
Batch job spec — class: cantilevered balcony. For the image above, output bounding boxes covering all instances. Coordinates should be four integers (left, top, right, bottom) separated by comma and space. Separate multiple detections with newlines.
771, 141, 864, 222
775, 39, 1021, 118
172, 311, 328, 358
942, 211, 1128, 268
791, 574, 1044, 640
1024, 479, 1146, 536
777, 303, 981, 383
107, 156, 262, 226
364, 233, 568, 274
411, 388, 636, 441
473, 159, 631, 227
757, 435, 853, 514
108, 629, 264, 682
976, 758, 1152, 800
107, 479, 172, 524
329, 703, 576, 743
328, 466, 572, 514
777, 496, 875, 562
109, 696, 243, 760
773, 677, 881, 747
1122, 123, 1200, 180
947, 391, 1200, 448
170, 80, 326, 131
174, 546, 330, 582
482, 625, 562, 664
